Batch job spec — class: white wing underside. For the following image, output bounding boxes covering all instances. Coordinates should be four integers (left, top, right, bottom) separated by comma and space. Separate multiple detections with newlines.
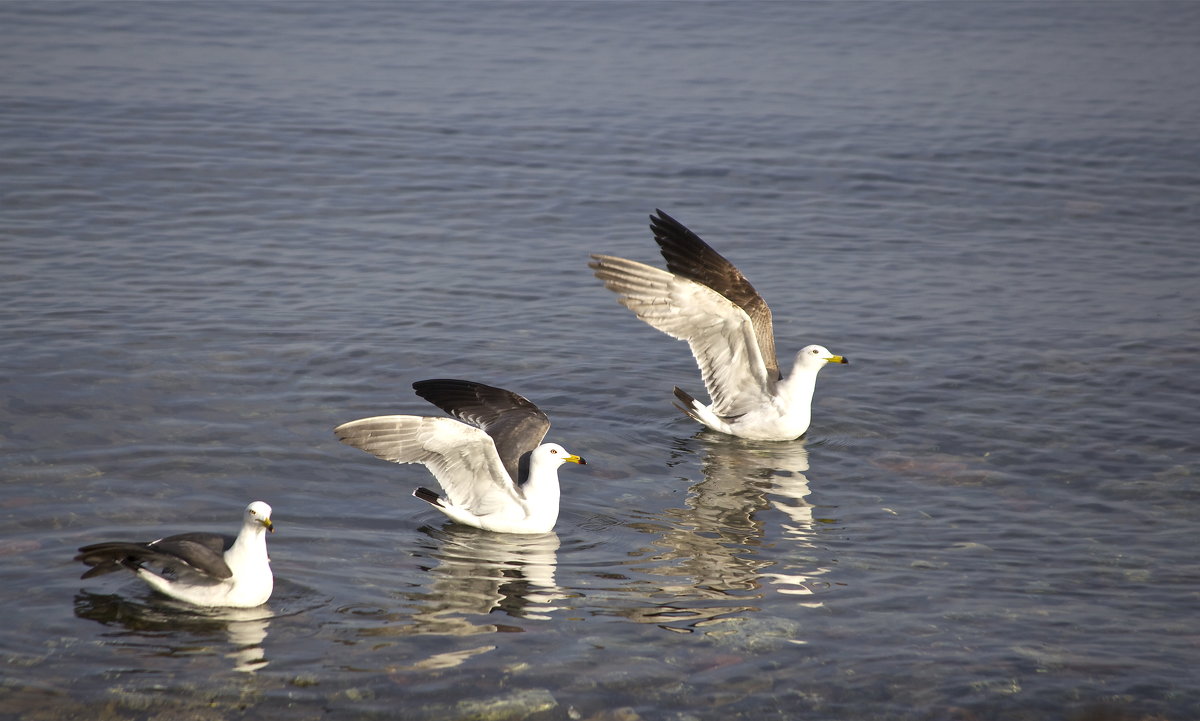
335, 416, 525, 517
591, 256, 775, 417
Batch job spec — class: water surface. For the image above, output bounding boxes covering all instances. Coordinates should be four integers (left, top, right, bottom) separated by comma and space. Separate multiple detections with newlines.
2, 3, 1199, 719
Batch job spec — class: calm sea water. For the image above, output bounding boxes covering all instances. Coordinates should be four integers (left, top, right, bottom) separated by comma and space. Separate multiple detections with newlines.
2, 2, 1198, 719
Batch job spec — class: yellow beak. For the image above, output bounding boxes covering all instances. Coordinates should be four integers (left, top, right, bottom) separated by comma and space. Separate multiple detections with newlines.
262, 518, 275, 533
826, 355, 848, 365
564, 454, 587, 465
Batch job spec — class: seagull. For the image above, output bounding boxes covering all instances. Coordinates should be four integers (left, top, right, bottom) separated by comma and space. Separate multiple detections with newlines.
589, 209, 847, 441
334, 379, 586, 534
75, 501, 275, 608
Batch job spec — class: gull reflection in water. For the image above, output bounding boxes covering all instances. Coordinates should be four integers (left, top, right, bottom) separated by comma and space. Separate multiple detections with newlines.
624, 434, 830, 635
73, 591, 273, 672
417, 524, 565, 622
359, 524, 564, 656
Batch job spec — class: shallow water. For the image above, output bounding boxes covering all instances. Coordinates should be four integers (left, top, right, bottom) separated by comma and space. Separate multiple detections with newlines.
2, 2, 1199, 719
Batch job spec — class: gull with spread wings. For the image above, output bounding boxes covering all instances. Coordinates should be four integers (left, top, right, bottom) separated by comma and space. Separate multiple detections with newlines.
335, 379, 586, 534
590, 210, 847, 441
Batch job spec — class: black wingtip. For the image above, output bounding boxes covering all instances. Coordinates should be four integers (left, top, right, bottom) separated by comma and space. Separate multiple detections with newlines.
413, 487, 444, 507
652, 207, 672, 233
672, 387, 704, 423
412, 378, 487, 415
413, 378, 525, 409
650, 208, 684, 233
413, 378, 473, 395
74, 547, 138, 579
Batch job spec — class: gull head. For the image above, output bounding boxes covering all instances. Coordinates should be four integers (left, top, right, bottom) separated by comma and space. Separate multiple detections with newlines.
533, 443, 587, 468
245, 501, 275, 533
795, 344, 848, 372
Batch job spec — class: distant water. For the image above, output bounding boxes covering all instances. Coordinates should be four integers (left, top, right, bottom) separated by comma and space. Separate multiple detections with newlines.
2, 2, 1199, 719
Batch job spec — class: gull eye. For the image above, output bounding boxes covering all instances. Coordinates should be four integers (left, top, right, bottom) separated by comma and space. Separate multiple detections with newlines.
550, 449, 558, 454
811, 348, 819, 354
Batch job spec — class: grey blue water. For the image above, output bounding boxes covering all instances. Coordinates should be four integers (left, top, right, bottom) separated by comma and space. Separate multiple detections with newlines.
2, 2, 1198, 719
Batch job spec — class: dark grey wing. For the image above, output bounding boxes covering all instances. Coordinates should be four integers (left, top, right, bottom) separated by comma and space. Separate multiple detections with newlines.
412, 379, 551, 484
148, 533, 235, 579
75, 542, 147, 578
76, 533, 234, 580
650, 209, 781, 380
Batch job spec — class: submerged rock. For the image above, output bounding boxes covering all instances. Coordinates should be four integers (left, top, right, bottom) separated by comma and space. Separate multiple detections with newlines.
427, 688, 558, 721
702, 614, 804, 654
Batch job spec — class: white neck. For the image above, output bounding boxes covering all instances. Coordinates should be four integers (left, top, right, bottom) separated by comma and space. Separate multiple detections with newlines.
226, 524, 270, 573
780, 362, 820, 405
523, 458, 563, 510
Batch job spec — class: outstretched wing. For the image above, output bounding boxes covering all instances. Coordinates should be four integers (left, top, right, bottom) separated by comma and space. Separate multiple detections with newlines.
589, 254, 775, 418
412, 379, 550, 484
649, 209, 780, 380
334, 415, 525, 516
75, 532, 233, 580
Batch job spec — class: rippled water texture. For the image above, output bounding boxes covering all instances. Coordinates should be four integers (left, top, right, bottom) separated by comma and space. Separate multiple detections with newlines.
2, 3, 1199, 720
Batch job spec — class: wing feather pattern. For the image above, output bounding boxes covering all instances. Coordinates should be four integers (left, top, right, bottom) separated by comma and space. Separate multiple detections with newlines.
649, 210, 781, 380
412, 379, 550, 484
334, 415, 524, 517
589, 254, 774, 417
